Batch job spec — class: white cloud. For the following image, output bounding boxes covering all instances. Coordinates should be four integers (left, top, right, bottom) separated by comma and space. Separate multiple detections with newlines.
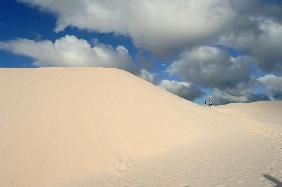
220, 19, 282, 72
0, 35, 133, 70
211, 82, 269, 105
257, 74, 282, 99
166, 45, 272, 104
19, 0, 235, 55
168, 46, 252, 88
138, 69, 157, 84
159, 80, 203, 101
212, 89, 251, 104
231, 0, 282, 24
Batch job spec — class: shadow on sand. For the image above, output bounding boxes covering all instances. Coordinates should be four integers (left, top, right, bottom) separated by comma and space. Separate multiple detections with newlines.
263, 174, 282, 187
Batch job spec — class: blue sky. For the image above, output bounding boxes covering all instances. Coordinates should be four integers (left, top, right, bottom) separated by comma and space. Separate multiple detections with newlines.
0, 0, 281, 104
0, 1, 136, 67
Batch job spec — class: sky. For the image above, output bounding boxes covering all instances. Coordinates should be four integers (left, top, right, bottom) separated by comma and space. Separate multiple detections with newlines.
0, 0, 282, 105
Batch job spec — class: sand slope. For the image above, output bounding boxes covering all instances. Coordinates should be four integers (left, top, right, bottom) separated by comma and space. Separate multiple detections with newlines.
0, 68, 281, 187
215, 101, 282, 131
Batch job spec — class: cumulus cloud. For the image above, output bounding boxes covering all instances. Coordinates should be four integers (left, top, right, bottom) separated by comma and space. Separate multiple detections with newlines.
257, 74, 282, 99
159, 80, 203, 101
18, 0, 235, 55
0, 35, 133, 70
138, 69, 157, 84
231, 0, 282, 24
168, 46, 253, 88
220, 18, 282, 73
211, 82, 269, 105
166, 45, 272, 104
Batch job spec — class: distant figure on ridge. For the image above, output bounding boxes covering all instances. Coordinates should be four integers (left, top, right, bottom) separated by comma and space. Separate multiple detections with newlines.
209, 101, 213, 107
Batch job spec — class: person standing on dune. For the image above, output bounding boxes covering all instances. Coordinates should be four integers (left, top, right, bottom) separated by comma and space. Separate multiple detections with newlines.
209, 101, 213, 107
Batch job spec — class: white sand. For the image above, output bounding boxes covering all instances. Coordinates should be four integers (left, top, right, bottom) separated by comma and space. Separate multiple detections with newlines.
0, 67, 281, 187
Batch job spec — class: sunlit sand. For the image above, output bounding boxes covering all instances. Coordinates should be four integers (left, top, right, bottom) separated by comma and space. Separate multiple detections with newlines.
0, 68, 281, 187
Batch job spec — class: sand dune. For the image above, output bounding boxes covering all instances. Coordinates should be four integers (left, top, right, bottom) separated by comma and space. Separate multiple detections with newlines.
215, 101, 282, 131
0, 68, 281, 187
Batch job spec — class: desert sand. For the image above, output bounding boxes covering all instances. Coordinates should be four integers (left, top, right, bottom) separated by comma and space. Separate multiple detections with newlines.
0, 67, 281, 187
